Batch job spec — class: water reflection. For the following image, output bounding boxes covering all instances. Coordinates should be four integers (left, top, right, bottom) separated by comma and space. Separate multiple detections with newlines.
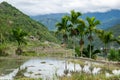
0, 58, 119, 80
0, 59, 24, 75
0, 58, 82, 80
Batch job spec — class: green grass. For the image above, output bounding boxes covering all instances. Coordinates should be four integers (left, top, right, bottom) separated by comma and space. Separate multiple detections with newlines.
15, 78, 42, 80
60, 72, 120, 80
68, 58, 120, 71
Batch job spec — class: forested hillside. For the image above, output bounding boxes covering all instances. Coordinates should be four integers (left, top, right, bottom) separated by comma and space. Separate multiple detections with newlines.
0, 2, 57, 42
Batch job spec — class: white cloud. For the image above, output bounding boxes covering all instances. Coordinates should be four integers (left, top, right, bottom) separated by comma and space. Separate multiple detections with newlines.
0, 0, 120, 15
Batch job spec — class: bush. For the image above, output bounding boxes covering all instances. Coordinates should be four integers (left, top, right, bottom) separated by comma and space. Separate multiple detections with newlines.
0, 44, 8, 56
22, 51, 37, 56
75, 45, 100, 59
108, 49, 120, 61
75, 46, 81, 57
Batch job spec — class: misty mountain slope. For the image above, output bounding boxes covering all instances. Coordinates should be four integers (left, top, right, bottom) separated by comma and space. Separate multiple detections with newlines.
31, 13, 68, 30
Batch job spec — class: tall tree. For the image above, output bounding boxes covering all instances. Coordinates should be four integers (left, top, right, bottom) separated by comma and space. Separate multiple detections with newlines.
68, 10, 82, 37
56, 16, 69, 44
56, 16, 69, 71
116, 36, 120, 45
77, 19, 86, 57
12, 28, 28, 55
67, 10, 82, 56
86, 17, 100, 58
97, 30, 114, 59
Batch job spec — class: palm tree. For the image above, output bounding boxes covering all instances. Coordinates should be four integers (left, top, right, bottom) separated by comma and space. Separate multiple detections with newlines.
12, 28, 28, 55
67, 10, 82, 56
97, 30, 115, 60
86, 17, 100, 58
77, 19, 86, 57
115, 36, 120, 45
68, 10, 82, 36
56, 16, 69, 44
56, 16, 69, 72
83, 44, 101, 59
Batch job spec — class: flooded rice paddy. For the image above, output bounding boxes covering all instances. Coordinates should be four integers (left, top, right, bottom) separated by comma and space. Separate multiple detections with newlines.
0, 58, 120, 80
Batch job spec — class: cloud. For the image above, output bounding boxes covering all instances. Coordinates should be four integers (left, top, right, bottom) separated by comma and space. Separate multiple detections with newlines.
0, 0, 120, 15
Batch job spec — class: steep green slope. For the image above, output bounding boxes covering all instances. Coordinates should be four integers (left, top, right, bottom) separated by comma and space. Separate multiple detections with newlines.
0, 2, 57, 42
107, 24, 120, 37
94, 24, 120, 48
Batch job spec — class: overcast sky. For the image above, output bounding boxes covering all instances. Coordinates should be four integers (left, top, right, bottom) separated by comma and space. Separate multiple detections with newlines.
0, 0, 120, 16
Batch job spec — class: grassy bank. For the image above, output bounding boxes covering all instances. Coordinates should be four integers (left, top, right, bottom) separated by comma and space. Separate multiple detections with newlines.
60, 72, 120, 80
0, 40, 73, 58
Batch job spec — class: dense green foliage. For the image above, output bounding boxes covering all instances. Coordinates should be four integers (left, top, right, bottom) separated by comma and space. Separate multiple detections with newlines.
75, 45, 100, 59
56, 10, 101, 59
12, 28, 28, 47
12, 28, 28, 55
0, 2, 57, 42
108, 49, 120, 61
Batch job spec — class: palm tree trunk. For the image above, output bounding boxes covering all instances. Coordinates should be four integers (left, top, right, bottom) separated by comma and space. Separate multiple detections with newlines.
105, 44, 107, 60
80, 37, 84, 57
89, 32, 92, 59
81, 51, 82, 57
73, 36, 76, 56
80, 43, 84, 57
89, 41, 92, 58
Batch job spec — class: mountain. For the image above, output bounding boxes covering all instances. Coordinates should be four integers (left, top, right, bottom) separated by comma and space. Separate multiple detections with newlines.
31, 13, 67, 30
0, 2, 58, 42
82, 10, 120, 29
107, 24, 120, 37
31, 10, 120, 30
93, 24, 120, 48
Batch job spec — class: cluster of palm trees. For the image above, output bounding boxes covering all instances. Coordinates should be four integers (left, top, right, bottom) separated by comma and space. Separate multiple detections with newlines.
56, 10, 120, 59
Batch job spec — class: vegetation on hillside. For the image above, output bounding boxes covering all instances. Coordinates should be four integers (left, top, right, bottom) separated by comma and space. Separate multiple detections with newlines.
0, 2, 58, 42
107, 24, 120, 37
12, 28, 28, 55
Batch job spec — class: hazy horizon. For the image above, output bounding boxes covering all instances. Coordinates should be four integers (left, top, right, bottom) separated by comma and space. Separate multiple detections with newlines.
0, 0, 120, 16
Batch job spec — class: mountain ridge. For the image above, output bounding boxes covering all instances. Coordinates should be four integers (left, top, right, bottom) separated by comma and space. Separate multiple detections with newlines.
31, 9, 120, 30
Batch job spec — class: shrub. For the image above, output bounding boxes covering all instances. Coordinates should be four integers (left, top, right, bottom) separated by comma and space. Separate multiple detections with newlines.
75, 46, 81, 57
108, 49, 120, 61
22, 51, 37, 56
75, 45, 101, 59
0, 44, 8, 56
